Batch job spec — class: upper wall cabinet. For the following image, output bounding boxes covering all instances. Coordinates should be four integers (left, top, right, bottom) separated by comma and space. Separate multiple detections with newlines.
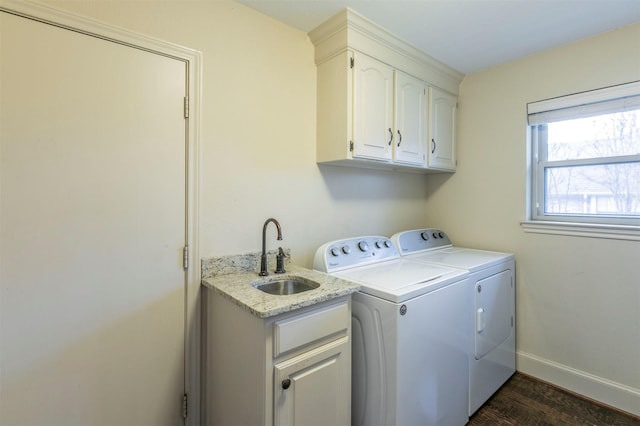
309, 8, 464, 174
351, 52, 427, 167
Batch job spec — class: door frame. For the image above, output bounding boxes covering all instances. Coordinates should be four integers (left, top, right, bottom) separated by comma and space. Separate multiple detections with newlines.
0, 0, 202, 423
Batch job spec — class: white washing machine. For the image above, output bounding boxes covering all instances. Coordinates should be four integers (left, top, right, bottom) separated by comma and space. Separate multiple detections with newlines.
314, 236, 470, 426
391, 229, 516, 416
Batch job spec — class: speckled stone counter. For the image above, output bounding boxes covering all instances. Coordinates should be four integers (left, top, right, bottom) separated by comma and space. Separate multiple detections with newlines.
201, 250, 360, 318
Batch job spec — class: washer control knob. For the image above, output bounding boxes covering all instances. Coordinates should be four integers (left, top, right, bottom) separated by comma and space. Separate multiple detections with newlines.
439, 232, 444, 238
341, 245, 351, 255
421, 232, 430, 241
375, 240, 384, 249
358, 241, 369, 252
330, 248, 340, 257
432, 232, 439, 239
384, 240, 392, 248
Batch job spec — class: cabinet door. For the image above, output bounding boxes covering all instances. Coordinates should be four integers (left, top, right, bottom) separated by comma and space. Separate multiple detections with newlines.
394, 72, 427, 166
353, 53, 394, 161
274, 338, 350, 426
428, 87, 457, 170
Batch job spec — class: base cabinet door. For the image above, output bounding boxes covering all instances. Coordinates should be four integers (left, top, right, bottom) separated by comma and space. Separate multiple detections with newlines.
274, 338, 350, 426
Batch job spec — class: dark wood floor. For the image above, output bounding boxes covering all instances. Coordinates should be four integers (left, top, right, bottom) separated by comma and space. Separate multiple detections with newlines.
468, 373, 640, 425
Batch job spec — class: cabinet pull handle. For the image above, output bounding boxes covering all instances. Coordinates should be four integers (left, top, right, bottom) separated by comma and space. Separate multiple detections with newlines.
397, 130, 402, 147
431, 138, 436, 154
388, 128, 393, 146
282, 378, 291, 390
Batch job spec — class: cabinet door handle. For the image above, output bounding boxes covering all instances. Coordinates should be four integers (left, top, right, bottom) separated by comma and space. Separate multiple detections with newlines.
397, 130, 402, 147
388, 128, 393, 146
431, 138, 436, 154
282, 378, 291, 390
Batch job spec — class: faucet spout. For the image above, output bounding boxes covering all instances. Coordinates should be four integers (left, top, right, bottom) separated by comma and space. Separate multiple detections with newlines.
259, 218, 282, 276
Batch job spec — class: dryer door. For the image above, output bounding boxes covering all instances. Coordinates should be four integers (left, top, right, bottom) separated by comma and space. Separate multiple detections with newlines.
474, 270, 513, 359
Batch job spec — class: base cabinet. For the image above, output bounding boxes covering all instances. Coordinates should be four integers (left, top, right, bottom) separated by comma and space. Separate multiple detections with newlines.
202, 289, 351, 426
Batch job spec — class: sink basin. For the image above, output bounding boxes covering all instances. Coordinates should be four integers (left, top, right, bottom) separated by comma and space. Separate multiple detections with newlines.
254, 277, 319, 295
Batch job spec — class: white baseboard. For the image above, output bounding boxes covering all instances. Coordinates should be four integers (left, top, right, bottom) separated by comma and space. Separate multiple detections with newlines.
516, 351, 640, 417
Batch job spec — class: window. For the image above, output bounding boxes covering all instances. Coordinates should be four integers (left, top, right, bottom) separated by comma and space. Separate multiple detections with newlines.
527, 81, 640, 229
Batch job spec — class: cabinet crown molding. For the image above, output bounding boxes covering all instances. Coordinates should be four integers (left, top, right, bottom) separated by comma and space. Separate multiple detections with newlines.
308, 7, 464, 95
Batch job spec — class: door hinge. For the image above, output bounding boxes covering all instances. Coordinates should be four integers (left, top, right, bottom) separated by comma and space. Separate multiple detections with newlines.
183, 96, 189, 119
350, 57, 354, 69
182, 393, 188, 419
349, 141, 354, 152
183, 245, 189, 270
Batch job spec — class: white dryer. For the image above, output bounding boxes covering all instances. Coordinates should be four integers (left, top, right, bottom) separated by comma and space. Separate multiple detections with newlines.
314, 236, 470, 426
391, 229, 516, 416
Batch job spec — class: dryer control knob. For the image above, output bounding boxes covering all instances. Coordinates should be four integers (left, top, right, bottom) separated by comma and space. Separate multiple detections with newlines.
330, 248, 340, 257
384, 240, 392, 248
341, 245, 351, 254
358, 241, 369, 252
438, 232, 444, 238
432, 232, 439, 239
421, 232, 430, 241
375, 240, 384, 249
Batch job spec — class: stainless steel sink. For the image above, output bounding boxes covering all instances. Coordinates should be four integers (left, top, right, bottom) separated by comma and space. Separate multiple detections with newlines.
254, 277, 319, 295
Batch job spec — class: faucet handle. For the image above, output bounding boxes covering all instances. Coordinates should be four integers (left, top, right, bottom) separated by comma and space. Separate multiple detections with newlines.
275, 247, 286, 274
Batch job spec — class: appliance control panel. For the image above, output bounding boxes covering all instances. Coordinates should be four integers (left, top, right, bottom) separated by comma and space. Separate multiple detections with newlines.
313, 236, 399, 272
392, 229, 452, 254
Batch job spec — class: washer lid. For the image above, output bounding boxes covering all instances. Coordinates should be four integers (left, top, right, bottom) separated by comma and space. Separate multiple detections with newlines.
334, 258, 468, 303
406, 247, 514, 272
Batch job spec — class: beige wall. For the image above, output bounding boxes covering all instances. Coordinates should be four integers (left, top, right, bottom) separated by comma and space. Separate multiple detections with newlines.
41, 0, 433, 269
425, 24, 640, 414
11, 3, 430, 424
18, 0, 640, 416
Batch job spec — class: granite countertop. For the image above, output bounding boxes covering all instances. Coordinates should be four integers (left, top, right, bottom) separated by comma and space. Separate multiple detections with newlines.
201, 250, 360, 318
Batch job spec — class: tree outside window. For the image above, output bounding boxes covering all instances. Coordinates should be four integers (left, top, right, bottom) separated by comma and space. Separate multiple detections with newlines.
543, 109, 640, 218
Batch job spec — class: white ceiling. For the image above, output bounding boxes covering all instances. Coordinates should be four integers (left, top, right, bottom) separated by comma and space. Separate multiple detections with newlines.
235, 0, 640, 74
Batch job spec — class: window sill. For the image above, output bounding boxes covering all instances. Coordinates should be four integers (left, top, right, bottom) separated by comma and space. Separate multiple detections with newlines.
520, 220, 640, 241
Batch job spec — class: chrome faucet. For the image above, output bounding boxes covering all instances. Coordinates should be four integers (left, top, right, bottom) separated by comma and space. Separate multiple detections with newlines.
259, 218, 283, 276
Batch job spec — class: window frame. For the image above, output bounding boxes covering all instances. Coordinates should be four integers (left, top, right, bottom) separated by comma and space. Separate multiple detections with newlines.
523, 81, 640, 240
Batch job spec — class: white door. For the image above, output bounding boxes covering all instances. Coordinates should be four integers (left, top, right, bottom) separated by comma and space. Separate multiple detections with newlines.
1, 12, 188, 426
352, 52, 393, 162
428, 87, 457, 170
394, 71, 427, 166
